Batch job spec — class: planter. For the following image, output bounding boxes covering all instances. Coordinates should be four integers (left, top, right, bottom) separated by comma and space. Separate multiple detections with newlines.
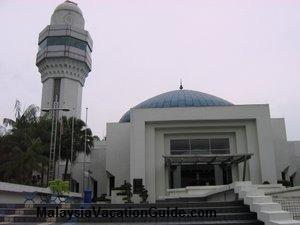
111, 189, 125, 204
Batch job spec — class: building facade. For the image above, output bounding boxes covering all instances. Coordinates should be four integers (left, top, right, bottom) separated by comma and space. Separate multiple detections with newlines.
102, 89, 300, 202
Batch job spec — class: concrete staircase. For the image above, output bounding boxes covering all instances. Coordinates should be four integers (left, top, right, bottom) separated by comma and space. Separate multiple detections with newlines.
0, 200, 263, 224
232, 182, 300, 225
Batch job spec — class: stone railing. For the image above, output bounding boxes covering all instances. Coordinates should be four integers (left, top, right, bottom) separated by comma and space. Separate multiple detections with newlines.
0, 181, 81, 204
272, 197, 300, 220
166, 185, 229, 198
266, 186, 300, 220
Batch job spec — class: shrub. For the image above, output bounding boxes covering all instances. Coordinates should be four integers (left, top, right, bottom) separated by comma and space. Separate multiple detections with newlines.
48, 179, 69, 195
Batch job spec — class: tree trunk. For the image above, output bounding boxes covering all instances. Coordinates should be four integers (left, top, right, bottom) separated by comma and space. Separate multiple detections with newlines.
63, 158, 69, 181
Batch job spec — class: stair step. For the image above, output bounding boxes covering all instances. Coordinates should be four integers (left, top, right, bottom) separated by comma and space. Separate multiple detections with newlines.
0, 200, 263, 224
0, 212, 259, 222
0, 205, 253, 216
0, 220, 265, 225
0, 201, 246, 210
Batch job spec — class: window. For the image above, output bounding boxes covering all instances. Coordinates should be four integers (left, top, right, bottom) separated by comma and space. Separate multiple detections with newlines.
190, 139, 209, 154
170, 139, 189, 154
38, 36, 91, 53
170, 138, 230, 155
210, 138, 230, 154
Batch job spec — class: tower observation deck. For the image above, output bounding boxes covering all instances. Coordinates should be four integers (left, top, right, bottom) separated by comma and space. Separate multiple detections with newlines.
36, 0, 93, 118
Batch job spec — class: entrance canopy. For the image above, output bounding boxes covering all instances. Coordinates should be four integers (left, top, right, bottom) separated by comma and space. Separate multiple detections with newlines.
163, 153, 253, 167
164, 153, 253, 182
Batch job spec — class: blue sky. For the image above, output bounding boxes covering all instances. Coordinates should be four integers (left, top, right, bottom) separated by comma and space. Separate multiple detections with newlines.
0, 0, 300, 140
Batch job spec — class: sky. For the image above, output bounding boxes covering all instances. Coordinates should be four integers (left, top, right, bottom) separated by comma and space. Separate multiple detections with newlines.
0, 0, 300, 140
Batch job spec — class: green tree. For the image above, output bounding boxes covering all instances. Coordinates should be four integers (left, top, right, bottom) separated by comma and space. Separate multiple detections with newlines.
58, 116, 95, 181
0, 138, 48, 184
0, 101, 50, 185
0, 100, 98, 186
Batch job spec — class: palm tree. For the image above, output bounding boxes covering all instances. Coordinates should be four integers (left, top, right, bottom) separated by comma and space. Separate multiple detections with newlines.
3, 100, 39, 132
0, 100, 50, 185
0, 100, 98, 186
0, 138, 48, 184
58, 116, 95, 181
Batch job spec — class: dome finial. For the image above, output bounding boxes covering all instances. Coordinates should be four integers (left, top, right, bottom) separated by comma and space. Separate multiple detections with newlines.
179, 78, 183, 90
65, 0, 77, 6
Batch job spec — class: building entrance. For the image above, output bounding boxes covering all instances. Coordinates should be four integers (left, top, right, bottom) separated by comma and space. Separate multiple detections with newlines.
181, 165, 215, 186
165, 153, 252, 189
170, 164, 232, 188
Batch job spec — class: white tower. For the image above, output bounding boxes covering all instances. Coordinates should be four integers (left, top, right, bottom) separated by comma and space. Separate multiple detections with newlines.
36, 1, 92, 118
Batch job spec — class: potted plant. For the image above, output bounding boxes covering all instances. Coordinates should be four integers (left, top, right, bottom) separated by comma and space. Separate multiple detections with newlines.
139, 185, 148, 203
48, 179, 69, 203
93, 194, 111, 204
117, 181, 133, 203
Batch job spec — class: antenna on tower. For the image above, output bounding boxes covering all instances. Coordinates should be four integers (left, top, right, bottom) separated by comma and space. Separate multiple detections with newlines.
179, 78, 183, 90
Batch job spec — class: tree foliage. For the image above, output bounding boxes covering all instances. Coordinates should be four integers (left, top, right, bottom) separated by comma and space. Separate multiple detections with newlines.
0, 100, 96, 186
58, 116, 95, 181
0, 101, 49, 185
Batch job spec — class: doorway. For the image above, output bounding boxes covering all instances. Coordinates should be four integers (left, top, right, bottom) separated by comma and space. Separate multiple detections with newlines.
181, 165, 215, 186
222, 166, 233, 184
170, 164, 233, 188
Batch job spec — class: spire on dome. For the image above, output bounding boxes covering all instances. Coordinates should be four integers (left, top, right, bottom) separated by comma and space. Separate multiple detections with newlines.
179, 79, 183, 90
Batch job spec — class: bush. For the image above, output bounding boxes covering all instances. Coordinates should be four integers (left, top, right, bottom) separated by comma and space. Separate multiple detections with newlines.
114, 180, 133, 203
48, 179, 69, 195
92, 194, 111, 203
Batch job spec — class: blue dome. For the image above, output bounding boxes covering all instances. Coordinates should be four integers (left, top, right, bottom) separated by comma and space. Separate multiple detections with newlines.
119, 89, 233, 122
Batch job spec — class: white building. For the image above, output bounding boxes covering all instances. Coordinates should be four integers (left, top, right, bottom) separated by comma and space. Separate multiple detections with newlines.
37, 2, 300, 203
98, 88, 300, 202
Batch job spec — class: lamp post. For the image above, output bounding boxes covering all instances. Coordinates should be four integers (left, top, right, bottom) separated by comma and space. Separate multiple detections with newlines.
42, 96, 69, 184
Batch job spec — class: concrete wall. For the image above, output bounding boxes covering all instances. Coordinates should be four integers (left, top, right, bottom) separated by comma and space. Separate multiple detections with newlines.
59, 77, 83, 118
55, 140, 107, 197
106, 122, 130, 188
40, 76, 83, 118
68, 152, 90, 193
271, 118, 298, 182
39, 57, 90, 119
0, 181, 81, 204
41, 78, 54, 112
89, 140, 107, 196
293, 141, 300, 185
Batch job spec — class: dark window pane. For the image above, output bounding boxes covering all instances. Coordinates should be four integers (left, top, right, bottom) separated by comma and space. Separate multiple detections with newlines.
38, 39, 47, 51
170, 139, 189, 150
190, 139, 209, 150
210, 138, 229, 154
38, 36, 88, 51
170, 138, 230, 155
190, 139, 209, 154
170, 140, 189, 154
210, 138, 229, 149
